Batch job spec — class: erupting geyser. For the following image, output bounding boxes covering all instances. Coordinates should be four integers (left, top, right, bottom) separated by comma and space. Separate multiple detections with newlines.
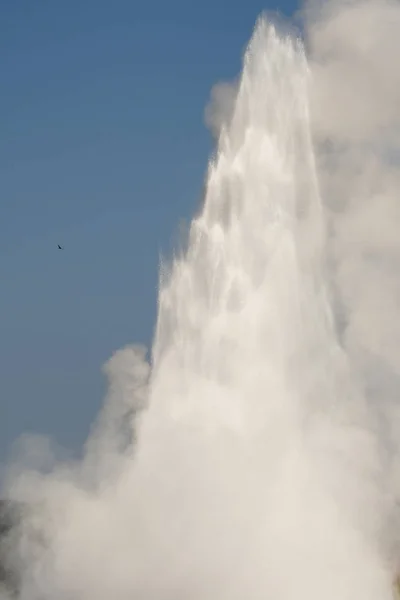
3, 6, 400, 600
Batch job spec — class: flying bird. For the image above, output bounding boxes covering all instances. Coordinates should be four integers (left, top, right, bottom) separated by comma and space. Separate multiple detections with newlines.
57, 245, 63, 250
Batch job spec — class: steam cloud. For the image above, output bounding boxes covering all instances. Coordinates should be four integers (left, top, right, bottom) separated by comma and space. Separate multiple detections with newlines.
2, 1, 400, 599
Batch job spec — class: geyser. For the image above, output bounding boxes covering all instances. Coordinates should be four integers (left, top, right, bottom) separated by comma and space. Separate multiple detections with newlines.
3, 5, 400, 600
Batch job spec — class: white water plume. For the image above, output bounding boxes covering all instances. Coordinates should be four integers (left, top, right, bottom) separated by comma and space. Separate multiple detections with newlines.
2, 5, 400, 600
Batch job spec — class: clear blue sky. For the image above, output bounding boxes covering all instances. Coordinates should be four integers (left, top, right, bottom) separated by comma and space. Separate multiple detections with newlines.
1, 0, 298, 463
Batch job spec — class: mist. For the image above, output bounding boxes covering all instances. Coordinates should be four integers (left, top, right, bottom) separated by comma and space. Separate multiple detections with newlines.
2, 1, 400, 599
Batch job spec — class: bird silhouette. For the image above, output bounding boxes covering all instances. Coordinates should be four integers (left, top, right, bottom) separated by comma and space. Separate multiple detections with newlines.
57, 245, 63, 250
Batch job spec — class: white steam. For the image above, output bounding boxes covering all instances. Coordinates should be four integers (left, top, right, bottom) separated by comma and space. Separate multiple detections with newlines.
2, 2, 400, 599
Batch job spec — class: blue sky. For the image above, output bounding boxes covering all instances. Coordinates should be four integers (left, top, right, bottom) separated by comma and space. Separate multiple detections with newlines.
1, 0, 298, 463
